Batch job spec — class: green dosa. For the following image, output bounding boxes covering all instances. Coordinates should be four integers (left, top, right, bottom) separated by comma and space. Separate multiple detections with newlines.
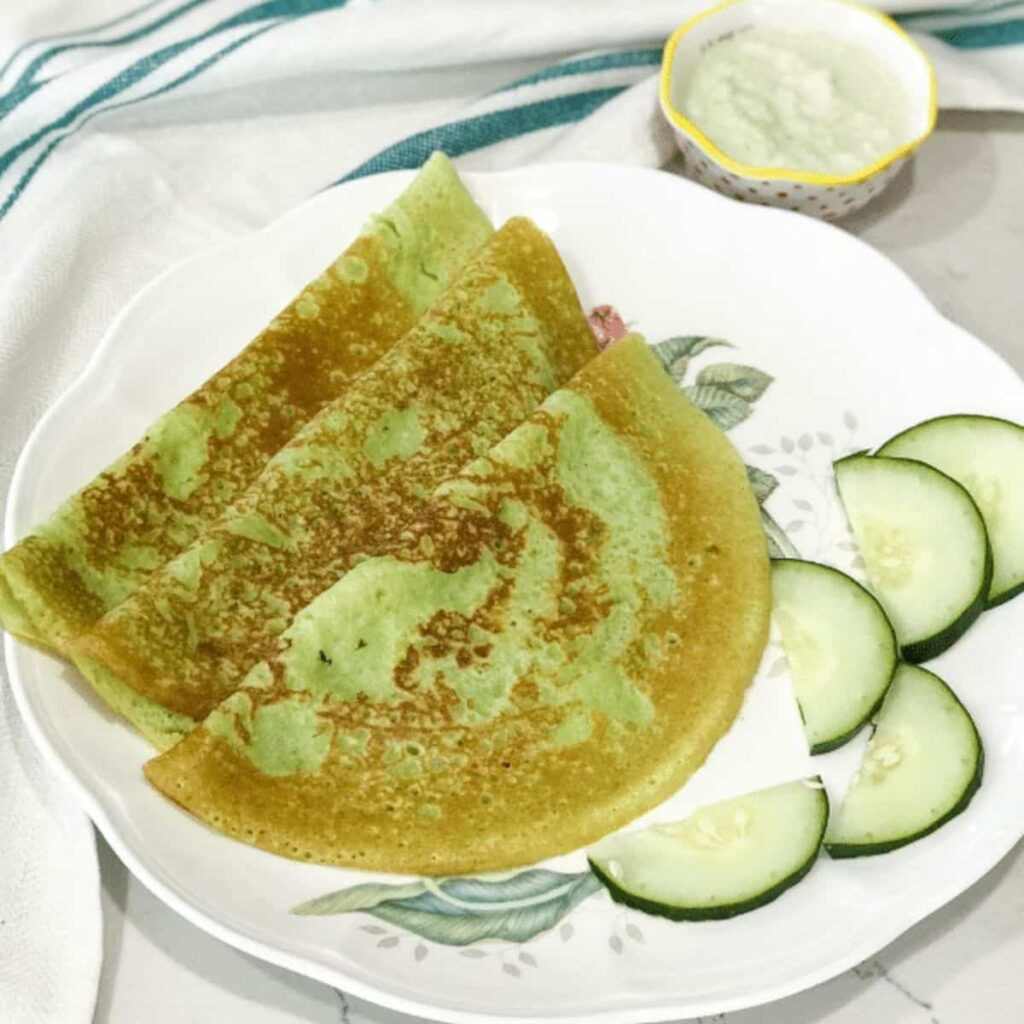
72, 218, 597, 748
0, 153, 491, 653
145, 337, 771, 874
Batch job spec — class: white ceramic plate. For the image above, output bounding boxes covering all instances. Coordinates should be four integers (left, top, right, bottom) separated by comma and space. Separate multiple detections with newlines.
7, 164, 1024, 1024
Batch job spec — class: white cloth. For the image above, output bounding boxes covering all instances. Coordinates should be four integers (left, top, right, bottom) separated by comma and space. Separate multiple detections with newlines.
0, 3, 1021, 1023
0, 683, 101, 1023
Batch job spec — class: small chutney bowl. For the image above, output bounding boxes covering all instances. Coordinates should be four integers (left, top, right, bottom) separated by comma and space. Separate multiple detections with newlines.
659, 0, 937, 219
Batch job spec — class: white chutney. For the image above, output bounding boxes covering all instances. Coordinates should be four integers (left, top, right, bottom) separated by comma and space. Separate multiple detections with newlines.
676, 28, 910, 175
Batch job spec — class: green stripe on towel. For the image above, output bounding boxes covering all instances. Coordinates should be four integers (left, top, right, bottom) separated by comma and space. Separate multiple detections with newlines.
0, 0, 172, 81
932, 16, 1024, 46
499, 48, 661, 92
335, 87, 625, 184
0, 0, 212, 120
0, 22, 277, 218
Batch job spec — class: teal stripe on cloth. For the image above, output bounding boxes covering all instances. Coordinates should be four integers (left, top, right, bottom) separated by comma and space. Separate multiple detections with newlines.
3, 0, 1022, 220
339, 2, 1024, 192
1, 0, 213, 120
0, 21, 277, 218
0, 0, 348, 180
896, 0, 1024, 24
895, 0, 1024, 45
931, 16, 1024, 45
499, 47, 661, 92
0, 0, 170, 81
334, 86, 625, 185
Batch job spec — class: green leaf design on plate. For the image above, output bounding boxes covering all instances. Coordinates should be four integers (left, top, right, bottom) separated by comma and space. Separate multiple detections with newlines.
291, 869, 601, 947
293, 880, 428, 915
651, 335, 733, 377
746, 465, 779, 505
761, 506, 800, 559
695, 363, 773, 403
744, 466, 796, 557
683, 384, 751, 430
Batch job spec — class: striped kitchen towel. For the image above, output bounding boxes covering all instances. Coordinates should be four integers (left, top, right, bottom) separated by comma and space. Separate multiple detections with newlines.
0, 0, 1022, 229
0, 3, 1021, 1024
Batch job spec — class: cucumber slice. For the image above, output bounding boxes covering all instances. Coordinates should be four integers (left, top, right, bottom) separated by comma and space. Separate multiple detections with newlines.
834, 454, 992, 663
877, 415, 1024, 608
826, 664, 982, 858
772, 560, 897, 754
588, 779, 828, 921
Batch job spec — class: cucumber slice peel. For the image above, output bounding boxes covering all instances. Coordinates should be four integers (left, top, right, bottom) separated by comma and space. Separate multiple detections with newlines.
772, 559, 898, 754
588, 778, 828, 921
834, 453, 992, 663
826, 664, 983, 858
878, 414, 1024, 609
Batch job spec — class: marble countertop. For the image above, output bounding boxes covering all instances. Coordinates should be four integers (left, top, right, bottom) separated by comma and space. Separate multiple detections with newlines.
93, 111, 1024, 1024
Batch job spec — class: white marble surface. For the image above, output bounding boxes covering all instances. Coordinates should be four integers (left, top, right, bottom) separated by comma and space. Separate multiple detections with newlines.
93, 111, 1024, 1024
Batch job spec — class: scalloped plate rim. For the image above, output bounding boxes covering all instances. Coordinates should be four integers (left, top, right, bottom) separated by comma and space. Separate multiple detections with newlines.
5, 162, 1024, 1023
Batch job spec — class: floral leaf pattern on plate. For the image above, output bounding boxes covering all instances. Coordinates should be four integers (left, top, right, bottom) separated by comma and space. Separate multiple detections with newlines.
293, 870, 601, 947
746, 465, 780, 505
695, 363, 773, 403
293, 880, 427, 915
761, 506, 801, 559
648, 334, 773, 432
684, 383, 752, 430
745, 465, 800, 559
650, 335, 734, 371
748, 413, 863, 568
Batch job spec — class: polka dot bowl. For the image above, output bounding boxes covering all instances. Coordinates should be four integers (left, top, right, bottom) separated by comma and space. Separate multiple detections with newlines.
660, 0, 936, 220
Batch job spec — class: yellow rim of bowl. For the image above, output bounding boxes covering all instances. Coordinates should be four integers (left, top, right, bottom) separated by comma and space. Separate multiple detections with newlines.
659, 0, 938, 187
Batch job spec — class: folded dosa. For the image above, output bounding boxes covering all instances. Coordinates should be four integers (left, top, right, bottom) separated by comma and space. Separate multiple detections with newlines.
145, 337, 771, 874
0, 153, 491, 653
72, 218, 596, 747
